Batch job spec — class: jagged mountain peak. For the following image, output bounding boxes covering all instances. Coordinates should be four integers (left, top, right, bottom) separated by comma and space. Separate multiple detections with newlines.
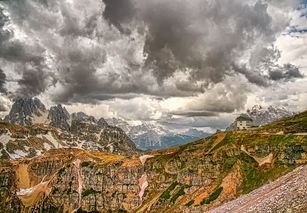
48, 104, 71, 130
4, 97, 47, 126
227, 105, 295, 130
71, 111, 97, 123
245, 105, 294, 126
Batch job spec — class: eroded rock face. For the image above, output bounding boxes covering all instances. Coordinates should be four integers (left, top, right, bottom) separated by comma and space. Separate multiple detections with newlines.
48, 105, 71, 131
5, 98, 47, 126
0, 130, 306, 213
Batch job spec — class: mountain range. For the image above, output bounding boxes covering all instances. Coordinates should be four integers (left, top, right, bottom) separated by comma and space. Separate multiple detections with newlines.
2, 97, 211, 154
107, 118, 211, 150
2, 98, 137, 158
0, 110, 306, 212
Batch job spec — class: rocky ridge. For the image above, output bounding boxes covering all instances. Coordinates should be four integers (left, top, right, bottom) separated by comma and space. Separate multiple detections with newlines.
2, 98, 138, 157
0, 120, 137, 160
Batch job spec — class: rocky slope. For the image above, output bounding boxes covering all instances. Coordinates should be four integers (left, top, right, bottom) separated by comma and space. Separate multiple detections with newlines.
0, 120, 138, 160
208, 165, 307, 213
0, 111, 306, 212
2, 98, 138, 157
107, 119, 210, 150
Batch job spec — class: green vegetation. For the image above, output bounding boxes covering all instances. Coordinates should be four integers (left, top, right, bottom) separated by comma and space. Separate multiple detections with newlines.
259, 111, 307, 133
81, 188, 100, 198
241, 163, 295, 194
81, 161, 90, 167
58, 167, 65, 176
223, 157, 237, 171
170, 185, 188, 203
210, 133, 234, 152
51, 187, 58, 195
200, 187, 223, 205
185, 200, 194, 207
159, 181, 178, 201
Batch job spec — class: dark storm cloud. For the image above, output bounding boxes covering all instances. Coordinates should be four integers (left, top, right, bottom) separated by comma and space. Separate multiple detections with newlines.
102, 0, 135, 34
269, 64, 304, 81
0, 5, 51, 97
172, 111, 219, 117
17, 69, 51, 98
0, 0, 303, 112
0, 68, 6, 93
103, 0, 303, 87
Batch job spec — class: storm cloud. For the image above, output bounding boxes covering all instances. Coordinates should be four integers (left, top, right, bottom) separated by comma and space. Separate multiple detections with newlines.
0, 68, 6, 93
103, 0, 303, 87
0, 0, 304, 116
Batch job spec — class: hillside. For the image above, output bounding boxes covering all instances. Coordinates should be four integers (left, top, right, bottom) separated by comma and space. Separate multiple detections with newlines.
0, 111, 306, 212
208, 165, 307, 212
258, 110, 307, 133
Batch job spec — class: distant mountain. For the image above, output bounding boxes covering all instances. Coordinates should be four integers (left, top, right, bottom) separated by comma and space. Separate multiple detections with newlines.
107, 118, 211, 150
2, 98, 138, 156
183, 128, 211, 138
227, 105, 295, 130
246, 105, 295, 126
4, 97, 209, 153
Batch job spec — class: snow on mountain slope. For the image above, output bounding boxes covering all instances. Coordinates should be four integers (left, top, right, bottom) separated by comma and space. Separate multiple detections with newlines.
2, 98, 138, 158
246, 105, 295, 126
227, 105, 295, 130
107, 118, 211, 151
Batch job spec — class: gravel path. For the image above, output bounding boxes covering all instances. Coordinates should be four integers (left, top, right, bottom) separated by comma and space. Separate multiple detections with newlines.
207, 165, 307, 213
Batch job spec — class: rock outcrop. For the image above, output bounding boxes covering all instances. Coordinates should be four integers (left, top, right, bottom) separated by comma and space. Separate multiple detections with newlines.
0, 120, 138, 160
48, 105, 71, 131
5, 98, 47, 126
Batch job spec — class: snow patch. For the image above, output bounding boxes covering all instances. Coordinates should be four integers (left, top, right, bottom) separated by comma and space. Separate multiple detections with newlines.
139, 155, 154, 165
38, 132, 61, 149
138, 174, 149, 202
0, 133, 12, 146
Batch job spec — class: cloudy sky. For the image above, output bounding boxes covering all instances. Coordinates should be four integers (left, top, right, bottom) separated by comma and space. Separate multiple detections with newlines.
0, 0, 306, 131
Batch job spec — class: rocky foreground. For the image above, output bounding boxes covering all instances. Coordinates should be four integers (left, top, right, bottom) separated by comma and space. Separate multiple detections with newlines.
208, 165, 307, 213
